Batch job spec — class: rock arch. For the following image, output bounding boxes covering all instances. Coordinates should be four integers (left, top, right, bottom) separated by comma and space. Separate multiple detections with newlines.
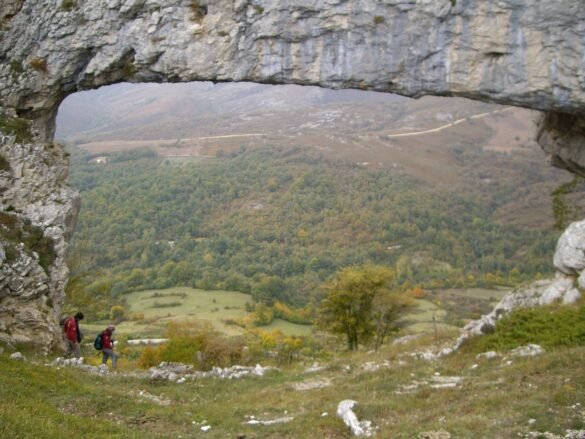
1, 0, 584, 349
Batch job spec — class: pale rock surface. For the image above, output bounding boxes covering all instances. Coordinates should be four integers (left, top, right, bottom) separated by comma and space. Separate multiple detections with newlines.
476, 351, 498, 360
0, 137, 79, 352
554, 220, 585, 276
10, 351, 25, 361
336, 400, 377, 437
510, 344, 545, 357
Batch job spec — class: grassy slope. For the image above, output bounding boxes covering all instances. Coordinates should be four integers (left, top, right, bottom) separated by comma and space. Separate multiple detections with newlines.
1, 336, 584, 438
83, 287, 316, 339
81, 286, 508, 340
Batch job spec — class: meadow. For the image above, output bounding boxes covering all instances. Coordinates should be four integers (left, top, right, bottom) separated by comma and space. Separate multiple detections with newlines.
82, 287, 314, 339
80, 286, 510, 345
1, 328, 583, 438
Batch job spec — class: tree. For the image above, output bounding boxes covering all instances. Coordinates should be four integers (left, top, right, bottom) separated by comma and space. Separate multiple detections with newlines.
317, 265, 394, 351
372, 291, 413, 351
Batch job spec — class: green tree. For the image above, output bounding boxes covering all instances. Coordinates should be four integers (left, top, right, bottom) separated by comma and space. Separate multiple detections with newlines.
372, 291, 413, 351
317, 265, 394, 351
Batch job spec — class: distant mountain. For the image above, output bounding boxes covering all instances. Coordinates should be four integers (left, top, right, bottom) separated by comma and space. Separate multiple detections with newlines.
56, 82, 405, 141
56, 82, 542, 185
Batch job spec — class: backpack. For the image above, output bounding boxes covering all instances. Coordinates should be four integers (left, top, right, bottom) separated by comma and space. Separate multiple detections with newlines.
93, 331, 104, 350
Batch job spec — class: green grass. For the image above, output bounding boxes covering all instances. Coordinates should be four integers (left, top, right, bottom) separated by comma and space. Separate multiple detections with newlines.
435, 287, 509, 301
0, 113, 32, 143
1, 334, 584, 437
261, 318, 313, 336
86, 287, 252, 338
85, 287, 509, 340
464, 302, 585, 352
130, 287, 250, 327
86, 287, 314, 339
401, 299, 447, 324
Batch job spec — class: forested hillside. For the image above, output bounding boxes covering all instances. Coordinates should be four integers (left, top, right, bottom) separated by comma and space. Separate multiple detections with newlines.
66, 143, 563, 310
59, 83, 585, 318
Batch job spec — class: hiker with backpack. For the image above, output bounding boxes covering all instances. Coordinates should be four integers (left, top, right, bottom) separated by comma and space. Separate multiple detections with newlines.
98, 324, 118, 369
63, 312, 84, 358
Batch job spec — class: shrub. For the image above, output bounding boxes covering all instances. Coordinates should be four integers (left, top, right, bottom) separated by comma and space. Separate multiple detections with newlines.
122, 62, 136, 77
0, 154, 10, 172
0, 212, 56, 273
130, 312, 145, 321
23, 227, 57, 273
466, 303, 585, 353
138, 320, 245, 370
3, 244, 18, 263
373, 16, 385, 25
0, 114, 32, 143
190, 0, 208, 22
245, 329, 305, 366
9, 60, 23, 79
138, 345, 162, 368
60, 0, 76, 11
110, 305, 127, 322
29, 58, 48, 72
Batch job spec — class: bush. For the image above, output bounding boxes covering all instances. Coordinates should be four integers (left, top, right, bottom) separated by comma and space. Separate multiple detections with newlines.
0, 154, 10, 172
109, 305, 127, 322
138, 320, 246, 370
466, 303, 585, 352
9, 60, 23, 79
190, 0, 208, 22
29, 58, 48, 72
60, 0, 76, 11
245, 329, 306, 366
0, 212, 56, 273
138, 345, 162, 368
0, 114, 32, 143
373, 16, 385, 25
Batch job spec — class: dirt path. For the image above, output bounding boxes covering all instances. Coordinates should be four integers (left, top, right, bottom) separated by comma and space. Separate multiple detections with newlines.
377, 107, 514, 139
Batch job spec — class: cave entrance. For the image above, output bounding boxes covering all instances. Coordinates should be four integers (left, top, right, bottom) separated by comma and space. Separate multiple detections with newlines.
55, 81, 576, 331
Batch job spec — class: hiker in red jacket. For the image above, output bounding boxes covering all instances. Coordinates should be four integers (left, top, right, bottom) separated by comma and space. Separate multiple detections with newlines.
63, 312, 84, 358
101, 325, 118, 369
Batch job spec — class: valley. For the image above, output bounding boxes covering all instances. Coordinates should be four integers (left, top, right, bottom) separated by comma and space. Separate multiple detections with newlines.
0, 81, 583, 439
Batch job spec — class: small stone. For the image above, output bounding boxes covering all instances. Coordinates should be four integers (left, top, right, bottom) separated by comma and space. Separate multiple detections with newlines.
10, 352, 25, 361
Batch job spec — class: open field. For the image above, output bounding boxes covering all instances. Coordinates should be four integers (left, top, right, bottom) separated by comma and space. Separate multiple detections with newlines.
261, 319, 314, 337
434, 287, 509, 301
84, 287, 315, 339
80, 287, 511, 342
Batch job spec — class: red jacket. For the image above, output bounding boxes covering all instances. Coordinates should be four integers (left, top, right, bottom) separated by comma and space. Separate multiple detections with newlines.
63, 316, 79, 342
102, 330, 114, 350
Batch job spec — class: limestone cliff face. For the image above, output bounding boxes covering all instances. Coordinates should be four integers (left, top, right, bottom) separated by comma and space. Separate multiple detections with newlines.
0, 0, 584, 136
0, 134, 78, 351
0, 0, 584, 349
